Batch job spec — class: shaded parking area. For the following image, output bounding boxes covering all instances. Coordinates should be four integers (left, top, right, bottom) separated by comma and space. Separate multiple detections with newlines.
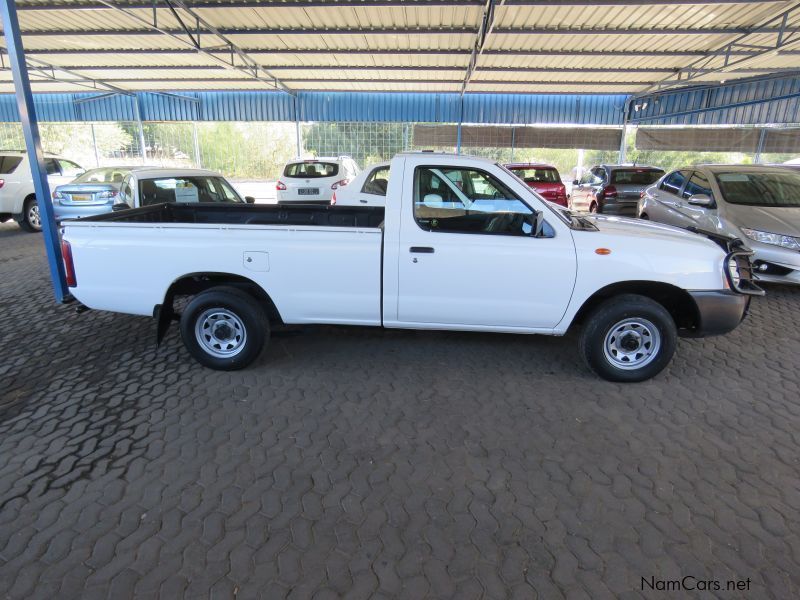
1, 221, 799, 599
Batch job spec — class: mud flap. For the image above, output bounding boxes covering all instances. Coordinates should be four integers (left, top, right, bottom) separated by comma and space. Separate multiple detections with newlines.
154, 300, 175, 346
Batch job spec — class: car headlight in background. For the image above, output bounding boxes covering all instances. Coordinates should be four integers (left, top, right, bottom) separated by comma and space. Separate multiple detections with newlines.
740, 227, 800, 251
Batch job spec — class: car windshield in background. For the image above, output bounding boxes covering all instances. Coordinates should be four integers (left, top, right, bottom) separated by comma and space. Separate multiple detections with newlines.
284, 162, 339, 178
610, 169, 665, 185
73, 167, 134, 184
139, 176, 243, 206
716, 171, 800, 207
511, 168, 560, 183
0, 156, 23, 174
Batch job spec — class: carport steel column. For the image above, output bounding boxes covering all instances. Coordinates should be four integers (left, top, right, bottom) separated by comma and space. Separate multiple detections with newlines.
1, 0, 69, 302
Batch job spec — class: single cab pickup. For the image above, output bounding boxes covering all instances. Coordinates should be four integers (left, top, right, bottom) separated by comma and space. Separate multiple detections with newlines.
61, 153, 762, 382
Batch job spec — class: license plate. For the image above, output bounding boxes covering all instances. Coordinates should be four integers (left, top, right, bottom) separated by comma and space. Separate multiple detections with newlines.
71, 194, 91, 202
298, 188, 319, 195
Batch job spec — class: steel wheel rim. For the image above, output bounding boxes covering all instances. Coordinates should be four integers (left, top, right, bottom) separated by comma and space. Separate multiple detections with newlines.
603, 318, 661, 370
194, 308, 247, 358
28, 203, 41, 229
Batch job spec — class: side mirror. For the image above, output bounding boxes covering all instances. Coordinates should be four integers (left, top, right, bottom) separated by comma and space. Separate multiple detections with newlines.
112, 203, 131, 211
245, 196, 256, 204
572, 179, 579, 186
423, 193, 443, 206
687, 193, 713, 207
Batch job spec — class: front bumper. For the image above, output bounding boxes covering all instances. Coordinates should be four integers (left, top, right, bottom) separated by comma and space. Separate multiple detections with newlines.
53, 203, 113, 221
687, 291, 751, 337
750, 244, 800, 285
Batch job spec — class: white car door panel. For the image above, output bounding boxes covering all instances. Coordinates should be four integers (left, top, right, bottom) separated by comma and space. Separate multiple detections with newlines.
396, 164, 577, 330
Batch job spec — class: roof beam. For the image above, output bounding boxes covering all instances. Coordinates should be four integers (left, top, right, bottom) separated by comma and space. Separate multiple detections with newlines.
462, 0, 499, 95
55, 64, 800, 76
13, 0, 786, 8
23, 47, 800, 58
639, 1, 800, 94
19, 76, 650, 86
0, 49, 132, 95
16, 26, 800, 37
91, 0, 294, 94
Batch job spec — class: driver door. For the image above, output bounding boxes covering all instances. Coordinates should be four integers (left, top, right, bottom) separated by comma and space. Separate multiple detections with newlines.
397, 165, 577, 330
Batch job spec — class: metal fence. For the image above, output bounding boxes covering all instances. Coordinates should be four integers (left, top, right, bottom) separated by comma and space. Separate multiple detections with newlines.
2, 121, 797, 182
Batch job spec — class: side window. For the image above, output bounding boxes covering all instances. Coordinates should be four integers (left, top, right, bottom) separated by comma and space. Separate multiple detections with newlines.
591, 168, 606, 184
413, 166, 537, 236
682, 171, 713, 200
361, 166, 390, 196
660, 170, 688, 194
58, 160, 84, 178
44, 159, 60, 175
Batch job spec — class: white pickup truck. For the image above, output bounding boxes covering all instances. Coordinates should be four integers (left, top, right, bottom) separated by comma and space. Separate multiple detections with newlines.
60, 153, 762, 382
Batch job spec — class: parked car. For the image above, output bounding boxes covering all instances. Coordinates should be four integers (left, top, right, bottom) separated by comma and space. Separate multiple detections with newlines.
639, 165, 800, 285
332, 161, 390, 206
62, 153, 762, 382
505, 163, 568, 207
112, 168, 254, 209
276, 156, 360, 204
571, 165, 665, 215
0, 151, 84, 232
53, 166, 146, 222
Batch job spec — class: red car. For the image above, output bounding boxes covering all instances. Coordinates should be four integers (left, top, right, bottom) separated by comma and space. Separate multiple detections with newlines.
505, 163, 568, 207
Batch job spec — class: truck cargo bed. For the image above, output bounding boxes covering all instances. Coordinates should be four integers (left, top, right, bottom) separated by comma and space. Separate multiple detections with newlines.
77, 202, 385, 228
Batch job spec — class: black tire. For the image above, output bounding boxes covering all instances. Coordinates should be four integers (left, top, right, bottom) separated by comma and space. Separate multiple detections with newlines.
589, 202, 598, 214
579, 294, 677, 383
20, 197, 42, 233
180, 287, 269, 370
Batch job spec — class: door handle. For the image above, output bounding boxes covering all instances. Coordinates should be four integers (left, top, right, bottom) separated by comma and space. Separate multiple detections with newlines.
409, 246, 435, 253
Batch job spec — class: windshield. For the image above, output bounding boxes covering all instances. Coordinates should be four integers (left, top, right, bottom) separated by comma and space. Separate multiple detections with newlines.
510, 167, 561, 184
139, 176, 243, 206
610, 169, 664, 185
284, 161, 339, 178
715, 171, 800, 207
74, 167, 134, 184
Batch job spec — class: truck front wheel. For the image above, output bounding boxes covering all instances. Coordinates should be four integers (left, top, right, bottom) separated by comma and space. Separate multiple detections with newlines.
180, 288, 269, 370
579, 294, 677, 382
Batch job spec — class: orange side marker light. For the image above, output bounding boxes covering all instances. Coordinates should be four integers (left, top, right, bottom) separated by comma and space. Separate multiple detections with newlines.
595, 248, 612, 255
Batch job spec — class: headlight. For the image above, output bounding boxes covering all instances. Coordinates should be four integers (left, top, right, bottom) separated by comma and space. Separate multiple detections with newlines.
727, 257, 741, 287
740, 227, 800, 251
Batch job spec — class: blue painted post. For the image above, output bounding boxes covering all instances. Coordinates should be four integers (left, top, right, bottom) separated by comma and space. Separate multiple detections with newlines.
456, 97, 464, 155
1, 0, 69, 303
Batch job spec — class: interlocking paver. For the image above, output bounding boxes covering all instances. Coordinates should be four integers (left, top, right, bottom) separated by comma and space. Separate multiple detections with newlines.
1, 220, 800, 598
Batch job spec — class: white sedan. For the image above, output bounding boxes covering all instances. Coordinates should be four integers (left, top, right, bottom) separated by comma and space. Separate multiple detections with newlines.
114, 168, 253, 209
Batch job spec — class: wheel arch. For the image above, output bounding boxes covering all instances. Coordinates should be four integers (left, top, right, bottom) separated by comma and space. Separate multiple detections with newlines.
570, 280, 700, 334
155, 272, 282, 345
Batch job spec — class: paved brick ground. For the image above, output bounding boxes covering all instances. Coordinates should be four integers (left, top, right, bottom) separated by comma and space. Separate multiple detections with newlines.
1, 220, 799, 599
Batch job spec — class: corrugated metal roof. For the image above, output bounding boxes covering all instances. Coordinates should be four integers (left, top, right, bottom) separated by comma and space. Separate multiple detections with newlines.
1, 0, 799, 125
3, 0, 800, 97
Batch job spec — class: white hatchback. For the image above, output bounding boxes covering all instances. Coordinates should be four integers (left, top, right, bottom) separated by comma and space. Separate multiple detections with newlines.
276, 156, 360, 204
332, 161, 390, 207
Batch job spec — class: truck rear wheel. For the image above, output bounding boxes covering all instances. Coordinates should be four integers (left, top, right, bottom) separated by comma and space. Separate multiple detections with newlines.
579, 294, 676, 382
180, 287, 268, 370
